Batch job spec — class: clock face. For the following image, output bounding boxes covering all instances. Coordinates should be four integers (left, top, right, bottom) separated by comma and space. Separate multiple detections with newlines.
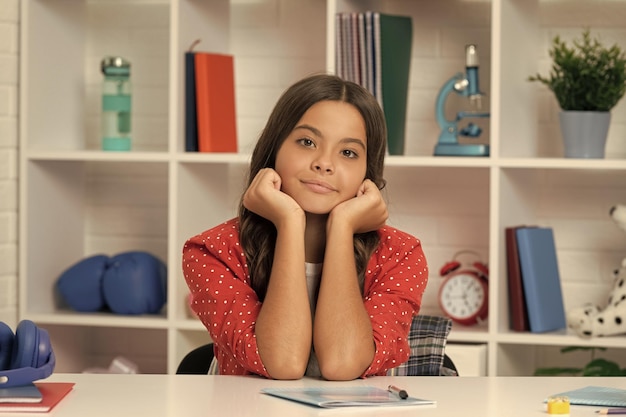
439, 272, 487, 321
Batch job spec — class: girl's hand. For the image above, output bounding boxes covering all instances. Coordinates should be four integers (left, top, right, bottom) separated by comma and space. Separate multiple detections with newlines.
330, 179, 388, 234
242, 168, 304, 226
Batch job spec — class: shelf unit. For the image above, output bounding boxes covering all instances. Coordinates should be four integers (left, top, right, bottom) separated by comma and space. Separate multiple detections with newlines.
19, 0, 626, 376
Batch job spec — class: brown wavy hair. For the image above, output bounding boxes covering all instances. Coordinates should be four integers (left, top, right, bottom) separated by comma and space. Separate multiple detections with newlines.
238, 73, 387, 301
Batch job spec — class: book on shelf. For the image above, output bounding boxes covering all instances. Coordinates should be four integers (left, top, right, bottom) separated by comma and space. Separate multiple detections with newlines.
357, 12, 367, 89
335, 11, 412, 156
184, 50, 199, 152
0, 383, 42, 403
515, 226, 567, 333
194, 51, 238, 153
378, 13, 412, 156
505, 225, 530, 331
260, 386, 436, 408
187, 50, 238, 153
364, 11, 375, 94
0, 382, 74, 413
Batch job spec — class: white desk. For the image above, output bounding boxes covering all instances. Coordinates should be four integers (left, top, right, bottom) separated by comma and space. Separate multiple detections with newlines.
36, 374, 625, 417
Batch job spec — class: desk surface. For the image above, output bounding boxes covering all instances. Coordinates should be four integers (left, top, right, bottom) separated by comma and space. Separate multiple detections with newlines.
33, 374, 626, 417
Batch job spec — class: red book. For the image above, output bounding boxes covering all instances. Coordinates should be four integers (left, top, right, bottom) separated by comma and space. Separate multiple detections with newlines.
505, 226, 530, 332
194, 52, 238, 153
0, 382, 74, 413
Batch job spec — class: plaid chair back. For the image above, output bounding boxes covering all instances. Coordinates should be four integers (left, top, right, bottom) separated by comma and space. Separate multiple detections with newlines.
387, 314, 456, 376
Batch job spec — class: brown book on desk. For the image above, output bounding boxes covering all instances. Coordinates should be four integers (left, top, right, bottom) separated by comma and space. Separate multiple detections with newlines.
194, 52, 238, 153
0, 382, 74, 413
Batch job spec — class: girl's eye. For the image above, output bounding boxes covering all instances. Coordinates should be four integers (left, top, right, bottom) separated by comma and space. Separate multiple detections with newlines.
297, 138, 315, 148
342, 149, 358, 158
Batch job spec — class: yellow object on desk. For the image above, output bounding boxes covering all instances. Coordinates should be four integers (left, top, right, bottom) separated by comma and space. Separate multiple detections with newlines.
547, 396, 570, 415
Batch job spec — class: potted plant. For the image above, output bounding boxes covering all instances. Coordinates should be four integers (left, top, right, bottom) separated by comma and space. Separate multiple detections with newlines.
528, 29, 626, 158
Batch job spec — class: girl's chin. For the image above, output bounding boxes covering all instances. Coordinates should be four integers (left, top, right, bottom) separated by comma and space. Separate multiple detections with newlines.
302, 207, 331, 216
301, 205, 335, 216
304, 211, 331, 218
295, 199, 339, 215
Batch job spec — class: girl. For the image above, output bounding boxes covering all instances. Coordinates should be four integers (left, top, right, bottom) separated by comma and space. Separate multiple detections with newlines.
183, 73, 428, 380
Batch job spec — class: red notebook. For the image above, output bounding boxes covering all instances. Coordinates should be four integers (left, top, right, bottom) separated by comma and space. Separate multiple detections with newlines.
0, 382, 74, 413
194, 52, 238, 153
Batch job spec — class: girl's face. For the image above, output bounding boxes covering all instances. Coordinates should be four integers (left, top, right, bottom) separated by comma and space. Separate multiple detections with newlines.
274, 100, 368, 215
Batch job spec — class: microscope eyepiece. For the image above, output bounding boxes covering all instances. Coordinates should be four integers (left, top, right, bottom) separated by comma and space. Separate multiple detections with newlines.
465, 44, 479, 68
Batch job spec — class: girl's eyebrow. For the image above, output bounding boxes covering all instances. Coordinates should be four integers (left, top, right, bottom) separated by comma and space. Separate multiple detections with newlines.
294, 124, 366, 150
341, 137, 367, 150
294, 124, 322, 137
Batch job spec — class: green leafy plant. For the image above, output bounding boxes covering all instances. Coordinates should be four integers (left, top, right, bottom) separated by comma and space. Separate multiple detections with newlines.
528, 29, 626, 111
534, 346, 626, 376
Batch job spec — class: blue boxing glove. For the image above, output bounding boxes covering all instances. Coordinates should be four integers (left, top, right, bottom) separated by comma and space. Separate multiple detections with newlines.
102, 251, 167, 315
55, 254, 110, 312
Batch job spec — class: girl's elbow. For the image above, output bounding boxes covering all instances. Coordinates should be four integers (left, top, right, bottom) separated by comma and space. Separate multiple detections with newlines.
264, 356, 308, 380
267, 364, 306, 380
317, 357, 366, 381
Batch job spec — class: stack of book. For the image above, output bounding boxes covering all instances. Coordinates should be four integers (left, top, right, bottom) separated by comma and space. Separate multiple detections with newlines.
335, 11, 412, 156
184, 41, 238, 153
0, 382, 74, 413
505, 226, 567, 333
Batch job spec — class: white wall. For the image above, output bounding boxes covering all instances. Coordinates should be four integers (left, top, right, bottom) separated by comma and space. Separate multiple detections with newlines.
0, 0, 19, 328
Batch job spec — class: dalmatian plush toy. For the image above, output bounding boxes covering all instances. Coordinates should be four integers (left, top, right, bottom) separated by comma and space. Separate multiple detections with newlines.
566, 204, 626, 338
613, 203, 626, 232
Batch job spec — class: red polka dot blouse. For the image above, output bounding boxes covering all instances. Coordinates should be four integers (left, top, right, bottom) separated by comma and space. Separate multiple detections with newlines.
182, 218, 428, 378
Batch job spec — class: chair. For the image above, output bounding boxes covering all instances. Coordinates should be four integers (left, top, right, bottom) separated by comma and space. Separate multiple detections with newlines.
176, 315, 457, 376
176, 343, 215, 375
443, 353, 458, 376
387, 314, 458, 376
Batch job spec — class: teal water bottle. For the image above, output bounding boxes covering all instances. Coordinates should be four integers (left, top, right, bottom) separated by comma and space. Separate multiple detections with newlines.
101, 56, 131, 151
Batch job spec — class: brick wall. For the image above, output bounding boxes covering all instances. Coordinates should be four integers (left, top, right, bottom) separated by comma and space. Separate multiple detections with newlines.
8, 0, 626, 334
0, 0, 19, 327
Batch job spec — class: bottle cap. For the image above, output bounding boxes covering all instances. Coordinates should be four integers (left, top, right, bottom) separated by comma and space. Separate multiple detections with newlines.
101, 56, 131, 76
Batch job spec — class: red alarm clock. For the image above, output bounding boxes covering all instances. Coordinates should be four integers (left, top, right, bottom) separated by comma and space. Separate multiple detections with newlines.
438, 251, 489, 326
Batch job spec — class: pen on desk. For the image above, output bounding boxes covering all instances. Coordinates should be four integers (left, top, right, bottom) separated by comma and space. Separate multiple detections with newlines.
597, 409, 626, 415
387, 385, 408, 400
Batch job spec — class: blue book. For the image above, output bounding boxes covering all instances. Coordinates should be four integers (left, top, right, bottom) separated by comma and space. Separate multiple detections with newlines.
0, 383, 42, 403
515, 227, 566, 333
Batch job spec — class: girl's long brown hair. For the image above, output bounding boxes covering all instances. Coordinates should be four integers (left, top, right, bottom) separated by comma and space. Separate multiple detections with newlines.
238, 73, 387, 301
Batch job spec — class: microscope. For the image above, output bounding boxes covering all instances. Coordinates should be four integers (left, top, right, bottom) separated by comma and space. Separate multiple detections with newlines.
434, 44, 490, 156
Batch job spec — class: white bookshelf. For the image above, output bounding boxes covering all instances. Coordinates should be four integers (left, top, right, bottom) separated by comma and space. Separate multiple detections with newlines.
19, 0, 626, 376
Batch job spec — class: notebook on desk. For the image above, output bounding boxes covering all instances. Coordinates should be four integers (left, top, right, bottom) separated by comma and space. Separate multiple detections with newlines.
549, 386, 626, 407
261, 386, 435, 408
0, 383, 42, 403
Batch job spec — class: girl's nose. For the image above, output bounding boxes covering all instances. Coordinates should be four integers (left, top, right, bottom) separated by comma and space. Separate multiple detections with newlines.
312, 157, 333, 173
